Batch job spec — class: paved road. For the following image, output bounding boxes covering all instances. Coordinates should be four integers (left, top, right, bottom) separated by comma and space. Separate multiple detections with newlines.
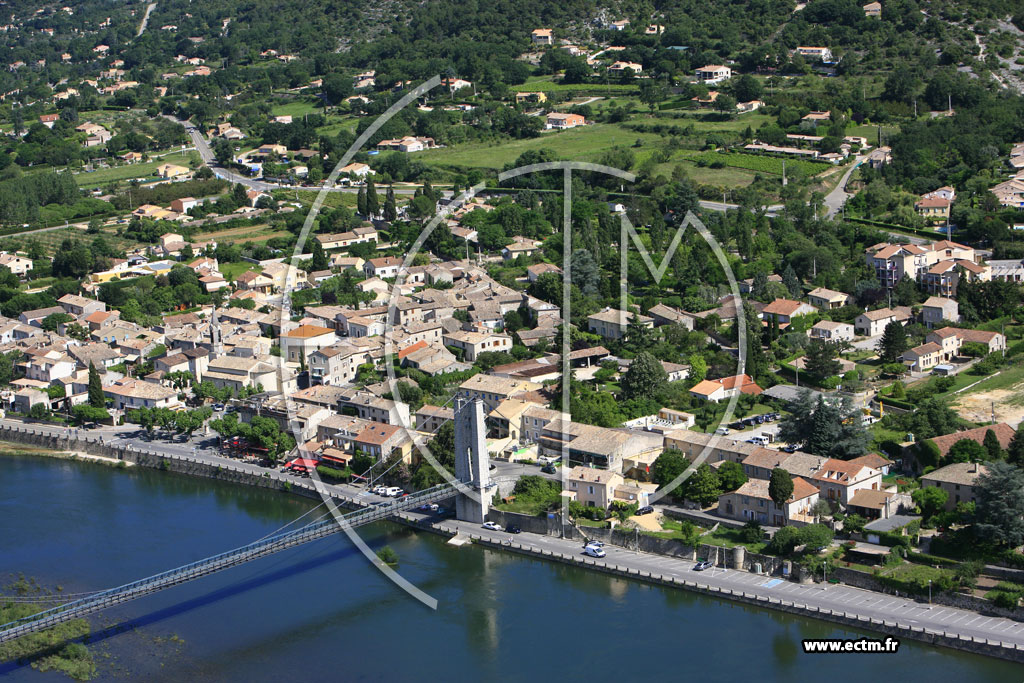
136, 3, 156, 37
824, 154, 865, 218
444, 518, 1024, 648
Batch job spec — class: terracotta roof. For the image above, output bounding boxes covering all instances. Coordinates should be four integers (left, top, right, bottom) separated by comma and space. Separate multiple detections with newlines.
928, 423, 1015, 458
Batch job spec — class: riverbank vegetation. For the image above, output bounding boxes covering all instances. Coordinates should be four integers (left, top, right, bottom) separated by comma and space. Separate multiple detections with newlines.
0, 577, 95, 681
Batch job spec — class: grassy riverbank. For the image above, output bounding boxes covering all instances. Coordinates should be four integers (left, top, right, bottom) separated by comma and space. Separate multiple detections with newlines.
0, 577, 95, 680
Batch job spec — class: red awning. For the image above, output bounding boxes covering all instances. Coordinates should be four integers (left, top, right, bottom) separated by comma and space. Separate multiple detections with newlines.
286, 457, 319, 469
321, 454, 349, 466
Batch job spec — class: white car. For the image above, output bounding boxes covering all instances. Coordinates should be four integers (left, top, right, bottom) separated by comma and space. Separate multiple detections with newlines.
384, 487, 404, 497
583, 545, 606, 558
482, 521, 503, 531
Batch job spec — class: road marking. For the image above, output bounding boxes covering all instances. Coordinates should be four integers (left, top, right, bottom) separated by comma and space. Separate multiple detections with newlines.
964, 617, 980, 625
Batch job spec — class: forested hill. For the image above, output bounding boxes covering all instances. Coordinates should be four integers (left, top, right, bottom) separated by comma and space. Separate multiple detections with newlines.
4, 0, 1024, 88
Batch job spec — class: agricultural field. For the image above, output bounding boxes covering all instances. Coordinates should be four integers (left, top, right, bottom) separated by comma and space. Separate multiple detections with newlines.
679, 150, 836, 177
191, 223, 291, 246
73, 150, 196, 188
416, 122, 665, 169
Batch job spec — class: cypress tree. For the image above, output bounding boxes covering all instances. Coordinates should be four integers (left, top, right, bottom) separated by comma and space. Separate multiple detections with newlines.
356, 187, 367, 216
88, 362, 104, 408
366, 177, 379, 217
384, 185, 397, 222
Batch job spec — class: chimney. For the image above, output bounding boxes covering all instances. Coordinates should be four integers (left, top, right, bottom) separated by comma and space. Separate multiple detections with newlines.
971, 462, 978, 473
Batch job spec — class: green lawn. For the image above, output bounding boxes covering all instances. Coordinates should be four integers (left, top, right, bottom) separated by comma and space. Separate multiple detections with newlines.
220, 261, 261, 281
700, 526, 766, 553
270, 98, 325, 118
74, 151, 193, 187
518, 75, 638, 94
416, 123, 664, 169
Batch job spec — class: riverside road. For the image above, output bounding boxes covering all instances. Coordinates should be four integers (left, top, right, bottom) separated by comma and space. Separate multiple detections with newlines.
5, 417, 1024, 653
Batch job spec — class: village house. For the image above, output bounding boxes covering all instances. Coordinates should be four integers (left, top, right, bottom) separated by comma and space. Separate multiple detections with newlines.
0, 253, 33, 277
920, 296, 960, 327
902, 342, 942, 372
364, 256, 404, 279
530, 28, 554, 45
920, 462, 990, 510
694, 64, 732, 84
545, 112, 586, 129
925, 327, 1006, 360
809, 320, 854, 342
279, 325, 338, 365
104, 378, 180, 411
443, 330, 512, 362
718, 477, 820, 526
915, 196, 952, 222
415, 404, 454, 434
810, 458, 883, 506
853, 307, 912, 337
807, 287, 851, 310
761, 298, 817, 329
501, 237, 543, 261
458, 374, 542, 412
587, 307, 654, 341
689, 374, 763, 402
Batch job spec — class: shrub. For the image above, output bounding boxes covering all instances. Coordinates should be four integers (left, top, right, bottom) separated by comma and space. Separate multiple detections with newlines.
376, 545, 399, 565
767, 526, 801, 555
741, 520, 763, 543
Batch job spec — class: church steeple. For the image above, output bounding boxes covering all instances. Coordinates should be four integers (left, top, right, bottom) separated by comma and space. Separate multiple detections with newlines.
210, 306, 223, 356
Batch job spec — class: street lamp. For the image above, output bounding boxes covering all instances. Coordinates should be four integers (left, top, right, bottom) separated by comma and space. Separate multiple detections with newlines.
928, 579, 932, 605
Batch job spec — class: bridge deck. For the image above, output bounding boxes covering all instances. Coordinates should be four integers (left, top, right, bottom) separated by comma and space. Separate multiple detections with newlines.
0, 484, 455, 643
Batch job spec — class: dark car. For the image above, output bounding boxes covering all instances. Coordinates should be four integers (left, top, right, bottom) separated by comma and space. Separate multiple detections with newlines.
541, 464, 556, 474
636, 505, 654, 515
506, 525, 522, 534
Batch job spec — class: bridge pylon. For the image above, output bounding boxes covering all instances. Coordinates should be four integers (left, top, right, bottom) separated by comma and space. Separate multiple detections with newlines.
453, 397, 490, 523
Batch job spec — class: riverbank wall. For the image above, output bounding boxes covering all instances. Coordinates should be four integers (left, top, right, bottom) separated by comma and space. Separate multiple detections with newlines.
4, 423, 1024, 663
458, 532, 1024, 665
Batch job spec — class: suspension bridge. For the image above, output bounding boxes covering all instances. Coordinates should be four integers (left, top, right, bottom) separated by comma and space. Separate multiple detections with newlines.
0, 483, 457, 643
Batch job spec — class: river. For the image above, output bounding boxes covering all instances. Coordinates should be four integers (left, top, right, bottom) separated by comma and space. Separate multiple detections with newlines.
0, 454, 1019, 681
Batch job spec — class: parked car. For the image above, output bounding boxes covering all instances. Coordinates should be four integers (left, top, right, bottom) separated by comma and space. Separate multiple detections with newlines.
636, 505, 654, 515
373, 501, 390, 508
714, 427, 730, 436
482, 521, 502, 531
583, 545, 606, 558
694, 560, 713, 571
383, 486, 404, 497
371, 485, 387, 495
780, 444, 798, 453
584, 540, 605, 548
506, 525, 522, 534
212, 403, 225, 411
541, 464, 556, 474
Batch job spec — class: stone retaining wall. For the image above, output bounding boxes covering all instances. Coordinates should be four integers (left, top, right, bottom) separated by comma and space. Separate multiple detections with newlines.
463, 535, 1024, 665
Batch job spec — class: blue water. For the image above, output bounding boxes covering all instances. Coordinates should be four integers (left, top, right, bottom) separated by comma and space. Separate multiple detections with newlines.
0, 454, 1019, 681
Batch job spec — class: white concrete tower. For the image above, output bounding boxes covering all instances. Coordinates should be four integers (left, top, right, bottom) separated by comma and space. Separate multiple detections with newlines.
454, 396, 490, 523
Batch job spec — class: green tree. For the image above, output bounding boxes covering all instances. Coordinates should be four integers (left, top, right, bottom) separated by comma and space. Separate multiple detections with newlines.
311, 240, 329, 271
983, 428, 1005, 460
912, 486, 949, 520
768, 467, 793, 508
620, 351, 667, 400
717, 460, 748, 492
947, 438, 987, 463
652, 448, 688, 495
72, 403, 109, 425
366, 177, 379, 217
1007, 425, 1024, 467
767, 526, 801, 554
357, 187, 367, 216
877, 320, 908, 363
87, 362, 104, 408
804, 339, 841, 379
683, 463, 721, 507
384, 185, 397, 222
974, 462, 1024, 547
782, 264, 802, 298
798, 523, 834, 550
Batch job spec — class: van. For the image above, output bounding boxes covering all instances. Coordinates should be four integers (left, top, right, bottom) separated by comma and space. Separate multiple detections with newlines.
714, 427, 730, 436
750, 435, 770, 446
384, 486, 404, 497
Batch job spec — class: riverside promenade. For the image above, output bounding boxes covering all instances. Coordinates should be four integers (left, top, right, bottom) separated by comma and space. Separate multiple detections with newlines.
3, 418, 1024, 661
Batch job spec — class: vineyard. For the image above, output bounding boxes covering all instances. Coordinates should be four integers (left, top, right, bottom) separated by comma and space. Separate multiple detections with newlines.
681, 151, 834, 178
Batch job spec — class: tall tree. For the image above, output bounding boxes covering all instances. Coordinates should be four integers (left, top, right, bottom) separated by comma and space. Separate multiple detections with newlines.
877, 320, 908, 363
356, 187, 367, 216
88, 362, 104, 408
366, 177, 380, 218
684, 463, 721, 507
983, 428, 1004, 460
782, 264, 802, 299
975, 462, 1024, 547
1007, 425, 1024, 467
804, 339, 841, 378
769, 467, 794, 509
621, 352, 667, 400
383, 185, 397, 222
311, 239, 329, 271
